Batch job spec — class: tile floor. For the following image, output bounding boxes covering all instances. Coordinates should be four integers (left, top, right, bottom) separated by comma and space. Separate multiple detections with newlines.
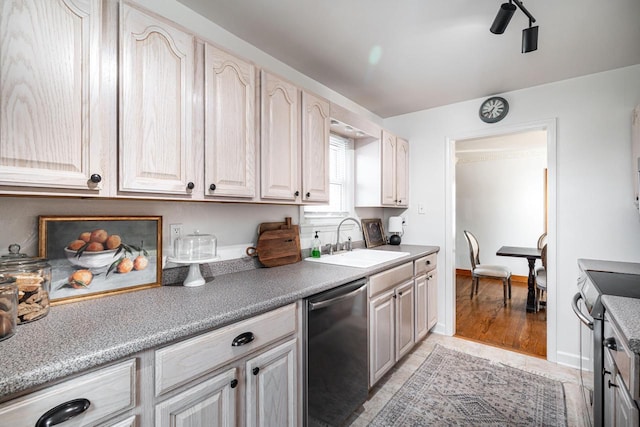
347, 334, 591, 426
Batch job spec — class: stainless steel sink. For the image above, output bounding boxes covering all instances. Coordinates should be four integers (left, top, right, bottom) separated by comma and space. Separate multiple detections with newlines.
304, 249, 410, 268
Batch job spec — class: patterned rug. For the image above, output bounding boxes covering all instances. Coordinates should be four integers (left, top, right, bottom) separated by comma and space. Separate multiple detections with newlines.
369, 345, 567, 426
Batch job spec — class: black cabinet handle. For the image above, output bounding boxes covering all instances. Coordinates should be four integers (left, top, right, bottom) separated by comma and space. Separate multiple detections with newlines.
603, 337, 617, 351
306, 192, 311, 198
608, 379, 619, 389
89, 174, 102, 183
398, 291, 403, 296
393, 294, 397, 299
36, 398, 91, 427
210, 183, 216, 191
252, 367, 260, 375
187, 182, 195, 190
294, 190, 300, 197
426, 260, 431, 265
231, 332, 254, 347
230, 379, 238, 388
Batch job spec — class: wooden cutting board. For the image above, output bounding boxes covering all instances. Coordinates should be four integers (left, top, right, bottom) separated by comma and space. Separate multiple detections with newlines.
246, 217, 301, 267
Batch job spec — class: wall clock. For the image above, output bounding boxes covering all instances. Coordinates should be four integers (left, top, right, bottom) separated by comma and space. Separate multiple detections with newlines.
479, 96, 509, 123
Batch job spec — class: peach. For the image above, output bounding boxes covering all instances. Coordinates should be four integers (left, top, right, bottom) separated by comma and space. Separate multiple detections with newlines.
89, 229, 108, 244
133, 255, 148, 271
69, 270, 93, 288
78, 232, 91, 242
105, 235, 121, 250
85, 242, 104, 252
67, 240, 86, 251
117, 258, 133, 274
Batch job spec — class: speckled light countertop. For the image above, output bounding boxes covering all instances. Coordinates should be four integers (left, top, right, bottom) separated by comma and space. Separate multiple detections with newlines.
0, 244, 438, 399
601, 295, 640, 353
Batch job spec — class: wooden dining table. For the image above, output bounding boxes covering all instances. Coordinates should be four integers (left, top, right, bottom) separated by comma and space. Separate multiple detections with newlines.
496, 246, 542, 313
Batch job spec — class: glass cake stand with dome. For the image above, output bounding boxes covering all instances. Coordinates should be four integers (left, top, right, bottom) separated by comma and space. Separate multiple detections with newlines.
168, 231, 219, 287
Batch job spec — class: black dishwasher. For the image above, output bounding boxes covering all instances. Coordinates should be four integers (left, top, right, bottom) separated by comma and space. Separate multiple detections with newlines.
304, 278, 368, 426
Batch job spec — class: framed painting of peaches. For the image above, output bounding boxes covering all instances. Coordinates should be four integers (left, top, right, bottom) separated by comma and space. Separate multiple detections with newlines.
38, 216, 162, 304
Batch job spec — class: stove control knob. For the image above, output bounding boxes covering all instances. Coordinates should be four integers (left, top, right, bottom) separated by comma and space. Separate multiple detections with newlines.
603, 337, 617, 351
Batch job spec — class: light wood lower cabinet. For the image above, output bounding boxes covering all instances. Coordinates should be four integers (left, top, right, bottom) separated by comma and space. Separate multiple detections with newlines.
0, 359, 137, 427
245, 338, 298, 426
414, 253, 438, 341
155, 368, 237, 427
368, 262, 415, 386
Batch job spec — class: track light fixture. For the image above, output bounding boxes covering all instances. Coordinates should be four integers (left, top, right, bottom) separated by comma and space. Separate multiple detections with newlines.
490, 0, 539, 53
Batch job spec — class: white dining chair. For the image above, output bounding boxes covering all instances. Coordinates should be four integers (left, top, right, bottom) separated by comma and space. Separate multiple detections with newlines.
463, 230, 512, 306
535, 244, 547, 311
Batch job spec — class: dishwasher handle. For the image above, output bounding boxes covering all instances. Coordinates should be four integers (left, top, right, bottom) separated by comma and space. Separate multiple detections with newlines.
571, 292, 594, 330
308, 282, 367, 311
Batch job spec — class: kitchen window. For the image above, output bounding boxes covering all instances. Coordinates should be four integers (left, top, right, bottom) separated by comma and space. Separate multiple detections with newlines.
301, 134, 355, 228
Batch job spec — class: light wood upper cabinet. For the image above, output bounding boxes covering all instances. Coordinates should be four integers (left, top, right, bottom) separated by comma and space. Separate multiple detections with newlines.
396, 137, 409, 206
0, 0, 108, 194
355, 129, 409, 207
119, 3, 196, 196
301, 91, 330, 203
204, 44, 256, 198
260, 71, 300, 201
381, 130, 398, 206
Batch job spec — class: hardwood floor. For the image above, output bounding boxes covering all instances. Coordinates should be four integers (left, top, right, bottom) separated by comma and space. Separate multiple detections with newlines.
455, 273, 547, 357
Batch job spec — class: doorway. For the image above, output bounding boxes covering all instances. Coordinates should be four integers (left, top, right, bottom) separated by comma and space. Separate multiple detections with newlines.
443, 119, 557, 362
454, 130, 547, 357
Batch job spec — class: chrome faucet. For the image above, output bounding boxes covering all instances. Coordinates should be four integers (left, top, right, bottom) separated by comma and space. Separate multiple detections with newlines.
336, 217, 361, 251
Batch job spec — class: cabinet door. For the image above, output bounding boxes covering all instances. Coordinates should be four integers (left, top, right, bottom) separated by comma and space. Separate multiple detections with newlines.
427, 269, 438, 330
395, 280, 415, 361
156, 368, 237, 427
0, 0, 107, 193
414, 275, 428, 341
396, 138, 409, 207
369, 289, 395, 386
301, 91, 330, 203
381, 130, 397, 206
260, 71, 300, 201
204, 44, 256, 198
119, 4, 195, 195
245, 338, 298, 427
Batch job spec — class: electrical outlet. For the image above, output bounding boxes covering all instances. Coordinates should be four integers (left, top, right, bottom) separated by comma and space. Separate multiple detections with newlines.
401, 215, 408, 226
170, 224, 183, 249
418, 204, 426, 214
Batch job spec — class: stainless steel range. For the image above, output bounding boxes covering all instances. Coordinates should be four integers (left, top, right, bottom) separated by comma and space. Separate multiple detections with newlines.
573, 260, 640, 427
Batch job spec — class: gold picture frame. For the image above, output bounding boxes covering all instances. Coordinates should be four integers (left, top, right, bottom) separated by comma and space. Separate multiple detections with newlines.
361, 218, 386, 248
38, 216, 162, 304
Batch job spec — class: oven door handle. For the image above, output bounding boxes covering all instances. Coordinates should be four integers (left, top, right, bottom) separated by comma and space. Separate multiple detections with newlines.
572, 292, 594, 330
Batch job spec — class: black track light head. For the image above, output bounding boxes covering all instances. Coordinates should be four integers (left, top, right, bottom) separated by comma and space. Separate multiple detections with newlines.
490, 3, 517, 34
522, 26, 539, 53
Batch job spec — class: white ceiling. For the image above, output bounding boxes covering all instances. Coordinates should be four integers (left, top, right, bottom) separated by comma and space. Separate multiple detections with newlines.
177, 0, 640, 118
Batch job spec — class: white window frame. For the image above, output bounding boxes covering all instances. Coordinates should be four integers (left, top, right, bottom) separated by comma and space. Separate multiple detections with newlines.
300, 134, 358, 236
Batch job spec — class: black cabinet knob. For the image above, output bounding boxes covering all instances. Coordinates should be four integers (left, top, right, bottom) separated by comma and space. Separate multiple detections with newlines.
90, 174, 102, 183
210, 183, 216, 191
603, 337, 617, 351
187, 182, 195, 190
36, 399, 91, 427
252, 367, 260, 376
230, 379, 238, 388
306, 192, 311, 198
608, 379, 619, 389
294, 190, 300, 197
426, 260, 431, 265
398, 291, 403, 296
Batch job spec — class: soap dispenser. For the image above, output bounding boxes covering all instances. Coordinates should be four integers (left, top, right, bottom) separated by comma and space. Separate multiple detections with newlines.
311, 231, 322, 258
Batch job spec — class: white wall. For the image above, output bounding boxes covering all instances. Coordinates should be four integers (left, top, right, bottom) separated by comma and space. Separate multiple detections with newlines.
456, 142, 547, 276
385, 64, 640, 368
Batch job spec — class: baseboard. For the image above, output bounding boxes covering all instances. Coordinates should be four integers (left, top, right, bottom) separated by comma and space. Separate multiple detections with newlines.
556, 350, 592, 371
456, 268, 528, 284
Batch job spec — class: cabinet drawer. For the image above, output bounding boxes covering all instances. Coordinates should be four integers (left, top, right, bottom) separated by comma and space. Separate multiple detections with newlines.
604, 315, 639, 400
369, 262, 413, 297
155, 303, 296, 396
414, 253, 437, 276
0, 359, 136, 427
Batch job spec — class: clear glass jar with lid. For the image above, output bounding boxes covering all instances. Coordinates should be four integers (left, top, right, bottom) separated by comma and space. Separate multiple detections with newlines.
0, 277, 18, 341
0, 244, 51, 324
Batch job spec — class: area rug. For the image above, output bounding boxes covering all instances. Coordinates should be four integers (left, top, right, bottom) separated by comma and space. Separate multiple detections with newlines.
369, 345, 567, 426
